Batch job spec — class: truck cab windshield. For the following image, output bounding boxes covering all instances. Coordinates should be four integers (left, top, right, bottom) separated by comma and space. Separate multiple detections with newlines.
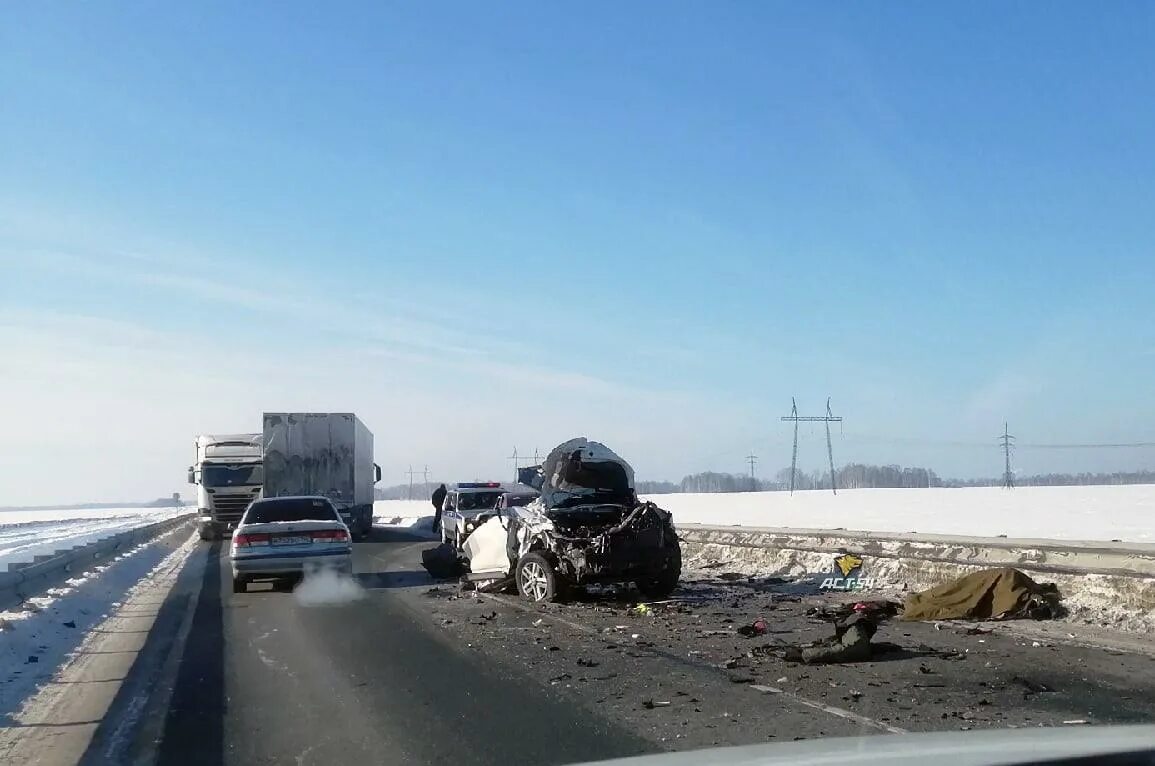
202, 464, 264, 488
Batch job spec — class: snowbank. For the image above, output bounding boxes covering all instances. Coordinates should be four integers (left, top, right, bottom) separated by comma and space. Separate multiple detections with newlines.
0, 507, 191, 572
372, 500, 438, 538
0, 528, 195, 720
646, 485, 1155, 544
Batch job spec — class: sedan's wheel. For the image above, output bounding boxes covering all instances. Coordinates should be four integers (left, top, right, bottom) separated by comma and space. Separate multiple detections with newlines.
516, 552, 561, 603
232, 575, 247, 594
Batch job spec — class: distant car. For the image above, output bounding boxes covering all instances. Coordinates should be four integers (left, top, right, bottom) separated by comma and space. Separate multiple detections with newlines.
230, 496, 353, 593
495, 490, 539, 512
441, 483, 537, 548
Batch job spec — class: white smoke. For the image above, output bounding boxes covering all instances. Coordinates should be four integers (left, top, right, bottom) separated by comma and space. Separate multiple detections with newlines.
293, 566, 365, 607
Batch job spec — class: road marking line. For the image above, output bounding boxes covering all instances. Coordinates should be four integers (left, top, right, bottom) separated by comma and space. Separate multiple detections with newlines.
749, 685, 908, 734
480, 593, 908, 735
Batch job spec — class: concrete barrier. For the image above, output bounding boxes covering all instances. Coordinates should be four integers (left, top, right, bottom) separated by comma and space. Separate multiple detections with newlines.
0, 513, 194, 611
676, 524, 1155, 633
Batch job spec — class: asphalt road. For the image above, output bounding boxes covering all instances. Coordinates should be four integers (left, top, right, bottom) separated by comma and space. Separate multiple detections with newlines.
131, 528, 654, 766
90, 527, 1155, 766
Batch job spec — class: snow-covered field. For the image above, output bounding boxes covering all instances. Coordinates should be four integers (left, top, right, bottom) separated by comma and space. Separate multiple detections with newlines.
375, 485, 1155, 544
645, 485, 1155, 544
0, 506, 191, 572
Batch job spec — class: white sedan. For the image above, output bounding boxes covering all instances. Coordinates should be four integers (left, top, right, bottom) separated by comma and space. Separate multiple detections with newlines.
229, 496, 353, 593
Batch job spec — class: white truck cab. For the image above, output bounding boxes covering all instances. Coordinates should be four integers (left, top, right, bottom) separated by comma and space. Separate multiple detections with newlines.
189, 434, 264, 540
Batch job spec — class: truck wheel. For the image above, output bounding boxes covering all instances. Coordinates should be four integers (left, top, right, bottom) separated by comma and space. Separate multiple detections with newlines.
636, 545, 682, 600
232, 575, 247, 594
516, 552, 564, 603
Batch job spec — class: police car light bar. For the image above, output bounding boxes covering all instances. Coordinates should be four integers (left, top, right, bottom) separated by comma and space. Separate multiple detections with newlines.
457, 482, 502, 489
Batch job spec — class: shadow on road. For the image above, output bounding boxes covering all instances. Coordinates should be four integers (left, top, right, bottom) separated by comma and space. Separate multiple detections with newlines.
361, 524, 438, 545
153, 542, 225, 766
356, 570, 433, 590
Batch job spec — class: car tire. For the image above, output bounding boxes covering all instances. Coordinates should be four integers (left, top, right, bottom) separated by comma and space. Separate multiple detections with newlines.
636, 543, 682, 600
516, 552, 563, 603
232, 575, 247, 594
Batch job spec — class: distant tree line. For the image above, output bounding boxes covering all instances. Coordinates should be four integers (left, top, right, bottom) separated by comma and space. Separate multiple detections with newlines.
369, 465, 1155, 501
938, 469, 1155, 488
634, 464, 1155, 494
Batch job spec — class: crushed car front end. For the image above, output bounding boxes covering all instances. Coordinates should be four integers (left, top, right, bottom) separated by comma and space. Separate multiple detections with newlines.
456, 438, 682, 602
535, 501, 680, 589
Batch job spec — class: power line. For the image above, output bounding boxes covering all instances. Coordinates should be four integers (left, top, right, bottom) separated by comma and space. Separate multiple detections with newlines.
1018, 442, 1155, 449
781, 397, 843, 495
405, 465, 417, 500
999, 423, 1015, 489
507, 447, 522, 482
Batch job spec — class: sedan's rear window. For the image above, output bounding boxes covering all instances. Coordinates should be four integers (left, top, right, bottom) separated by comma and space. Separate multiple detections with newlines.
245, 498, 338, 524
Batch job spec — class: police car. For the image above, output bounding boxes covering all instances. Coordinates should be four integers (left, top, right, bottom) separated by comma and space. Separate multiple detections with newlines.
440, 482, 537, 548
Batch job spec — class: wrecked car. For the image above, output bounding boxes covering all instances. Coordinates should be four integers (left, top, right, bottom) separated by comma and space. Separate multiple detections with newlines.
461, 438, 681, 603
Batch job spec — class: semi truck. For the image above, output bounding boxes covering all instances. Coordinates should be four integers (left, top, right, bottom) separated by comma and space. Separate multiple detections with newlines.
188, 434, 264, 540
261, 412, 381, 539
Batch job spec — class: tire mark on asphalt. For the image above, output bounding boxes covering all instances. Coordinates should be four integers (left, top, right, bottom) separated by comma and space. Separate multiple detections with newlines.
749, 685, 908, 734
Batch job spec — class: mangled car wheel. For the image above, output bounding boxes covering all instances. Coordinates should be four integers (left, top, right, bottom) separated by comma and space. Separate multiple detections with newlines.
516, 552, 564, 603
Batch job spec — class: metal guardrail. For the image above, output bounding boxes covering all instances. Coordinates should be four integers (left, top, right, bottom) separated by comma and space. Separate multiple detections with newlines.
0, 513, 195, 611
675, 523, 1155, 579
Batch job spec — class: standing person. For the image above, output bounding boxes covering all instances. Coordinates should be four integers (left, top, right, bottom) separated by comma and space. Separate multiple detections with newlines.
431, 483, 447, 532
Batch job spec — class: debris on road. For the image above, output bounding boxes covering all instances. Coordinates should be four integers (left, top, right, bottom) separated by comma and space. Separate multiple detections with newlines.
902, 568, 1061, 622
421, 543, 463, 580
1011, 676, 1054, 696
781, 612, 883, 664
643, 699, 672, 709
737, 618, 768, 637
477, 577, 514, 594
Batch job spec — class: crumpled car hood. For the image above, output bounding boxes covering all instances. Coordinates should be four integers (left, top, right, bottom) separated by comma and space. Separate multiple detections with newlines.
538, 437, 635, 509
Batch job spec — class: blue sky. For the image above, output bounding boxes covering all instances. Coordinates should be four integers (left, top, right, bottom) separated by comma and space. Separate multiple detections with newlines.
1, 3, 1153, 503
